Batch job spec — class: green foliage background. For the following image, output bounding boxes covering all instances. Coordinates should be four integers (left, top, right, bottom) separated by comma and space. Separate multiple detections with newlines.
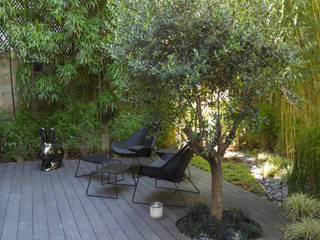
0, 0, 320, 197
0, 102, 99, 161
237, 0, 320, 195
1, 0, 115, 105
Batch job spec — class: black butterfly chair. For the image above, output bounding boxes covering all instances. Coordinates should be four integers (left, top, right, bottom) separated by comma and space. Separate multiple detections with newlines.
132, 144, 199, 207
111, 121, 161, 181
75, 121, 161, 177
156, 150, 192, 179
111, 121, 161, 164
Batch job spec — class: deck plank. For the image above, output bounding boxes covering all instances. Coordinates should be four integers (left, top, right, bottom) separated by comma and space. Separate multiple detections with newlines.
59, 161, 114, 240
0, 163, 11, 239
81, 161, 173, 240
18, 162, 33, 240
41, 166, 66, 240
0, 163, 9, 236
50, 169, 83, 240
1, 163, 23, 240
81, 159, 179, 240
55, 167, 98, 240
0, 159, 288, 240
31, 162, 50, 240
80, 162, 145, 240
68, 161, 130, 240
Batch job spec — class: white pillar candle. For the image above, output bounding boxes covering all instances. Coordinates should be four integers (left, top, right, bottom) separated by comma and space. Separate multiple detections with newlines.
150, 202, 163, 219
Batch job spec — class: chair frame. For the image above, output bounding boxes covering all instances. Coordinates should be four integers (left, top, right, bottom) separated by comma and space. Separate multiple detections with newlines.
86, 162, 137, 199
132, 171, 199, 207
75, 157, 118, 177
131, 145, 200, 207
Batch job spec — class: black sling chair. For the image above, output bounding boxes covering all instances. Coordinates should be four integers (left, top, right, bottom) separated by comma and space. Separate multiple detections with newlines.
132, 144, 200, 207
111, 121, 161, 180
111, 120, 161, 159
75, 121, 161, 177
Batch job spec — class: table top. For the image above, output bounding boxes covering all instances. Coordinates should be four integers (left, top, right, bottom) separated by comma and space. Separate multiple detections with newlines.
155, 148, 178, 154
98, 162, 131, 174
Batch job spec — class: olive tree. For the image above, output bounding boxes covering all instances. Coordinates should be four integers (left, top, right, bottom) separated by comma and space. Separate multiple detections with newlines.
110, 0, 289, 219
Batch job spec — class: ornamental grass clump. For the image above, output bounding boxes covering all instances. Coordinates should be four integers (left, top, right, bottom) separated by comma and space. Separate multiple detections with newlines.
283, 193, 320, 221
285, 218, 320, 240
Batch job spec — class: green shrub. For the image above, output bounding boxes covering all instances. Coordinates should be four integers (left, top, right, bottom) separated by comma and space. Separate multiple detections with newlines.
109, 107, 145, 142
0, 102, 99, 162
283, 193, 320, 221
238, 103, 281, 152
257, 153, 292, 179
176, 203, 262, 240
285, 218, 320, 240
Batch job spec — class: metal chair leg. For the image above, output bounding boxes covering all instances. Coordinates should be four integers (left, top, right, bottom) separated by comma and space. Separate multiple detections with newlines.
115, 174, 118, 199
86, 171, 118, 199
132, 173, 140, 204
75, 159, 92, 177
175, 183, 187, 206
75, 160, 100, 177
155, 177, 200, 194
187, 165, 191, 178
132, 175, 188, 207
186, 176, 200, 194
86, 172, 94, 195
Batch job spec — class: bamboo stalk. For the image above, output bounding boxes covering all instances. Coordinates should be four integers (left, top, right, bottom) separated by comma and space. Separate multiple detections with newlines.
9, 49, 16, 117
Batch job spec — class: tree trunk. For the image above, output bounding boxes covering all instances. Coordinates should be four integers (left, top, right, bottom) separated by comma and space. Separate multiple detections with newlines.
210, 155, 223, 219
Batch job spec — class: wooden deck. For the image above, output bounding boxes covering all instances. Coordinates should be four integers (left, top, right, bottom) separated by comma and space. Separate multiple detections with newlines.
0, 158, 288, 240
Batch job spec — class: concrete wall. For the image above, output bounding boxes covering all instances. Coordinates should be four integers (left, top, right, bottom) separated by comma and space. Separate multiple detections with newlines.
0, 52, 21, 115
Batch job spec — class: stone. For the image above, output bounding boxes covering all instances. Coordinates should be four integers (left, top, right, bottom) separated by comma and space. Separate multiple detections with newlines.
226, 150, 289, 203
274, 192, 282, 199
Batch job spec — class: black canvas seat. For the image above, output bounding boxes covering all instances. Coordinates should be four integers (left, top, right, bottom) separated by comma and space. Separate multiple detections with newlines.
156, 149, 192, 178
80, 155, 109, 164
75, 154, 119, 177
132, 144, 199, 207
111, 123, 160, 158
75, 121, 160, 177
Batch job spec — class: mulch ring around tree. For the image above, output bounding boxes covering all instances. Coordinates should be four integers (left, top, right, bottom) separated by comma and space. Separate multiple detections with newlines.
176, 203, 263, 240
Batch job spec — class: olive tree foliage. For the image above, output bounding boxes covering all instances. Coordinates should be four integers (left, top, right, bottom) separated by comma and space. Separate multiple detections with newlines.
110, 0, 290, 218
0, 0, 121, 112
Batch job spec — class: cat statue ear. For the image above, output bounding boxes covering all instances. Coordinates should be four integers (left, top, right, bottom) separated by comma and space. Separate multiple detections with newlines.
48, 128, 55, 144
40, 128, 47, 144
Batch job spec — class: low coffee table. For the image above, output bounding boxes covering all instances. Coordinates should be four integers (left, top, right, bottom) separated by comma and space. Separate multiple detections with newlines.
86, 161, 136, 199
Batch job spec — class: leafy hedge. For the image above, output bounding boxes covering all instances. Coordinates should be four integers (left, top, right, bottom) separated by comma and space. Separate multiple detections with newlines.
0, 102, 99, 161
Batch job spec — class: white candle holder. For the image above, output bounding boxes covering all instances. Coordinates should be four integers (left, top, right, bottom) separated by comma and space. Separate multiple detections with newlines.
150, 202, 163, 219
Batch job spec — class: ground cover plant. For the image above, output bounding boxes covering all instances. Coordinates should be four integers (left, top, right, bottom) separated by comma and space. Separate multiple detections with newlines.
283, 193, 320, 221
176, 203, 262, 240
191, 156, 265, 196
256, 153, 292, 180
110, 0, 293, 220
283, 193, 320, 240
285, 218, 320, 240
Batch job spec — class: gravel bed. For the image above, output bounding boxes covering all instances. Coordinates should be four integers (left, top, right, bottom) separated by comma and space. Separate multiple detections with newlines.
225, 151, 288, 204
